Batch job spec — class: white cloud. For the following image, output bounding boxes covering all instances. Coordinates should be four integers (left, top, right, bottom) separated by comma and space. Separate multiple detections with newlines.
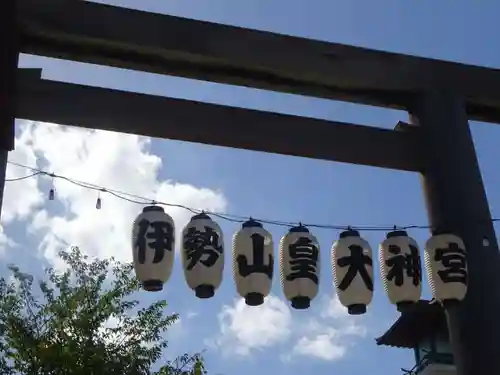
3, 128, 44, 223
210, 295, 292, 356
292, 327, 346, 361
3, 121, 228, 269
0, 225, 15, 255
211, 292, 367, 362
0, 128, 45, 250
290, 309, 366, 362
321, 291, 352, 319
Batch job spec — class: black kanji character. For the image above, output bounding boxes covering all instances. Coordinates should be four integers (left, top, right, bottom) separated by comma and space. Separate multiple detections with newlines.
337, 244, 373, 291
434, 242, 467, 284
183, 226, 223, 270
286, 237, 319, 284
237, 233, 273, 278
385, 244, 422, 287
135, 219, 174, 264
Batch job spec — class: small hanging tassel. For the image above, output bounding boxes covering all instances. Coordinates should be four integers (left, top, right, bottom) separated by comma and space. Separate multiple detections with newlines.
48, 188, 55, 201
96, 196, 102, 210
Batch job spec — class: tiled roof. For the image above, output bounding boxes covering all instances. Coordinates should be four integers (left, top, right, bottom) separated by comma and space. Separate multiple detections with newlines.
375, 300, 448, 349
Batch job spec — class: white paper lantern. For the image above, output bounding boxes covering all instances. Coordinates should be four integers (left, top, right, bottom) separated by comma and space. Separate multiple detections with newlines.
232, 219, 274, 306
332, 229, 374, 315
279, 225, 320, 309
181, 212, 224, 299
132, 206, 175, 291
424, 233, 468, 303
379, 230, 422, 311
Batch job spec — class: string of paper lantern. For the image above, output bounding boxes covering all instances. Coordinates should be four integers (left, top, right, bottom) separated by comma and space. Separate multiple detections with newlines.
5, 160, 439, 231
6, 161, 472, 314
131, 207, 468, 316
8, 160, 500, 230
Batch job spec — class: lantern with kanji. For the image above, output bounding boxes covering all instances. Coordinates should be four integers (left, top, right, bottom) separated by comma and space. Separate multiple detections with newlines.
132, 205, 175, 291
232, 219, 274, 306
181, 212, 224, 299
279, 225, 320, 309
379, 230, 422, 311
424, 233, 468, 303
332, 229, 374, 315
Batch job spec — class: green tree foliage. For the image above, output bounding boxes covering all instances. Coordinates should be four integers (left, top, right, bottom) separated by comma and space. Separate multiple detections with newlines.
0, 246, 207, 375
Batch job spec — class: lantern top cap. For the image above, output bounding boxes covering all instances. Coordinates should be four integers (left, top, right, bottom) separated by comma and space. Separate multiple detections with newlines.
143, 205, 164, 213
242, 219, 263, 228
289, 225, 309, 233
339, 229, 360, 238
191, 212, 211, 221
386, 230, 408, 239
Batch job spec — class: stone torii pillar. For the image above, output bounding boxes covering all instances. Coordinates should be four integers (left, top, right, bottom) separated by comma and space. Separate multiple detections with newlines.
411, 92, 500, 375
0, 0, 18, 216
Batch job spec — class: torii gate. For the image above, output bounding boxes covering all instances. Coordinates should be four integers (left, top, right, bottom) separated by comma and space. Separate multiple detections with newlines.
3, 1, 500, 374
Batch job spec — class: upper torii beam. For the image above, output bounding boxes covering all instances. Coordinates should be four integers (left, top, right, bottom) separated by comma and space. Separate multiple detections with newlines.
18, 0, 500, 123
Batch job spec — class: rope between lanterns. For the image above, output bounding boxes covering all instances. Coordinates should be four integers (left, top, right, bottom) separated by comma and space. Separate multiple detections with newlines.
5, 161, 470, 313
6, 160, 499, 233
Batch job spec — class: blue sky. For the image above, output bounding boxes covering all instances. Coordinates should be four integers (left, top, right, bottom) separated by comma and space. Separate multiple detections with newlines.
3, 0, 500, 374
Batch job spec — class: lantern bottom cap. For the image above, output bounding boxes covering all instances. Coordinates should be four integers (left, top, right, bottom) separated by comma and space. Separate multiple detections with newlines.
245, 292, 264, 306
142, 280, 164, 292
347, 304, 366, 315
396, 301, 416, 312
291, 296, 311, 310
195, 284, 215, 299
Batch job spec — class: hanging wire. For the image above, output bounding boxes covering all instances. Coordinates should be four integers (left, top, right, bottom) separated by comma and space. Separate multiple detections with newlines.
5, 160, 500, 231
5, 171, 43, 182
